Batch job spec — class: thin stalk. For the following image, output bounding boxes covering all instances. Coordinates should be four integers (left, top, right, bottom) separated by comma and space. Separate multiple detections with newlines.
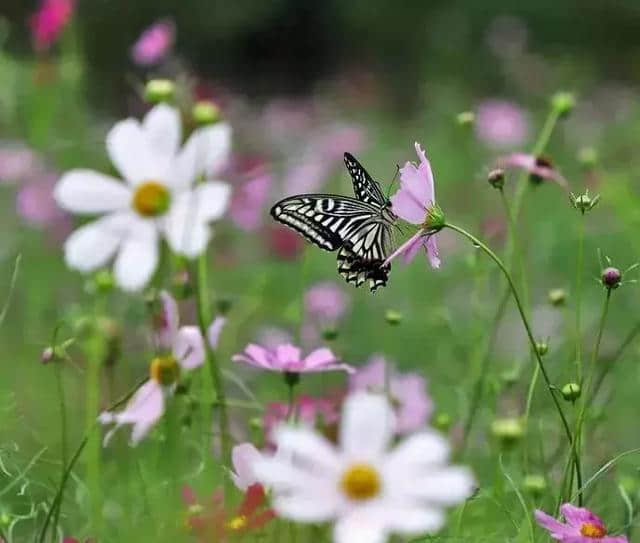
51, 363, 67, 539
445, 222, 580, 487
575, 214, 585, 382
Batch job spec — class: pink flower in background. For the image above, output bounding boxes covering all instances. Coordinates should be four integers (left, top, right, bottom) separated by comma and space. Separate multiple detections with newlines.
0, 143, 44, 183
16, 173, 69, 228
256, 326, 293, 350
475, 100, 528, 148
316, 123, 366, 163
207, 316, 226, 349
386, 142, 441, 268
29, 0, 74, 52
349, 355, 433, 434
233, 343, 354, 374
267, 224, 304, 259
535, 503, 627, 542
131, 19, 175, 66
305, 282, 349, 324
282, 159, 330, 196
230, 172, 272, 231
230, 443, 263, 491
496, 152, 568, 189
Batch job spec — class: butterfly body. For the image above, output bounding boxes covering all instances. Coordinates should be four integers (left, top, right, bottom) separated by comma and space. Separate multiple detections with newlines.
270, 153, 396, 291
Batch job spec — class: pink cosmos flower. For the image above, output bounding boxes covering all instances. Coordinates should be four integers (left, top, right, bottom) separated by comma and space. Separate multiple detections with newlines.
131, 19, 175, 66
230, 443, 263, 491
475, 99, 529, 148
256, 326, 294, 350
0, 143, 44, 183
233, 343, 354, 374
349, 355, 433, 434
16, 173, 69, 228
230, 172, 272, 231
99, 291, 204, 445
386, 142, 441, 268
207, 316, 226, 349
29, 0, 74, 52
496, 153, 568, 189
535, 503, 627, 543
304, 281, 349, 324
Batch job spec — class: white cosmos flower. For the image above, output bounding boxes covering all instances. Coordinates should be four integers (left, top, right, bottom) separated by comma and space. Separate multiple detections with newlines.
54, 103, 231, 291
253, 392, 475, 543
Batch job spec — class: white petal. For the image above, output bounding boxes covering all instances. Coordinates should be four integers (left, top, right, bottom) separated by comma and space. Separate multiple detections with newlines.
194, 181, 231, 221
113, 218, 158, 291
64, 212, 132, 272
162, 191, 211, 258
55, 170, 131, 214
173, 326, 205, 370
406, 467, 475, 505
273, 426, 341, 475
334, 510, 388, 543
340, 392, 395, 459
273, 493, 339, 523
142, 104, 181, 159
199, 123, 232, 176
376, 503, 445, 535
253, 456, 336, 494
384, 431, 451, 480
106, 118, 162, 185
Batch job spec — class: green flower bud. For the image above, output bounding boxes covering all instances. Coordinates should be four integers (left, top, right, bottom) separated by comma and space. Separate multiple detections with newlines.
523, 474, 547, 496
216, 297, 233, 315
535, 341, 549, 357
548, 288, 567, 306
500, 367, 520, 387
192, 100, 220, 125
322, 327, 339, 341
422, 204, 445, 232
385, 309, 402, 326
491, 417, 524, 447
561, 382, 581, 402
456, 111, 475, 126
433, 412, 451, 432
570, 190, 600, 214
551, 91, 576, 118
578, 147, 598, 169
144, 79, 175, 104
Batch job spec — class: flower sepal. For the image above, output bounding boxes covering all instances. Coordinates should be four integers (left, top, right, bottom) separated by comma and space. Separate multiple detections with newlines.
422, 203, 445, 233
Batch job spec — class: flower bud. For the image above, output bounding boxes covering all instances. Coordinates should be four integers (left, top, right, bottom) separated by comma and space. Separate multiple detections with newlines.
551, 91, 576, 118
41, 346, 55, 364
500, 367, 520, 387
192, 100, 220, 125
385, 309, 402, 326
487, 168, 505, 190
570, 191, 600, 214
561, 382, 581, 402
523, 474, 547, 496
601, 267, 622, 289
322, 327, 339, 341
144, 79, 175, 103
456, 111, 475, 126
491, 417, 524, 447
94, 269, 115, 292
578, 147, 598, 169
548, 288, 567, 306
433, 412, 451, 432
216, 297, 233, 315
423, 204, 445, 232
535, 341, 549, 357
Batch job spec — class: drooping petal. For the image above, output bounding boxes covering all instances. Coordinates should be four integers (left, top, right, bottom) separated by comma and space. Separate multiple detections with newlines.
106, 119, 161, 185
54, 170, 131, 214
155, 291, 179, 350
207, 316, 226, 349
142, 103, 182, 160
113, 217, 158, 291
173, 326, 205, 370
384, 231, 423, 266
425, 234, 440, 268
535, 509, 576, 539
64, 212, 132, 272
194, 181, 231, 221
231, 443, 263, 491
560, 504, 605, 530
340, 392, 395, 459
162, 190, 212, 258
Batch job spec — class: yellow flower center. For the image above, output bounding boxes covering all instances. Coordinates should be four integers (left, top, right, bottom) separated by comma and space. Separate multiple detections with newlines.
132, 181, 170, 217
340, 463, 381, 501
226, 515, 248, 531
149, 355, 180, 386
580, 522, 606, 538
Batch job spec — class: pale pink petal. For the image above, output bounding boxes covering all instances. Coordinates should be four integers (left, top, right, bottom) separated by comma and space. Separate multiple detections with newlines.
233, 344, 273, 369
131, 19, 174, 66
392, 374, 433, 433
426, 235, 441, 268
390, 189, 424, 224
230, 443, 263, 491
349, 356, 386, 391
275, 344, 302, 367
207, 316, 226, 349
535, 510, 577, 539
560, 504, 605, 530
601, 537, 629, 543
155, 290, 179, 349
384, 231, 423, 266
173, 326, 205, 370
302, 347, 337, 369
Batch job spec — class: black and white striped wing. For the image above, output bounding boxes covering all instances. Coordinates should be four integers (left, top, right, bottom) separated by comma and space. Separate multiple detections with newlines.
344, 152, 388, 207
270, 195, 379, 252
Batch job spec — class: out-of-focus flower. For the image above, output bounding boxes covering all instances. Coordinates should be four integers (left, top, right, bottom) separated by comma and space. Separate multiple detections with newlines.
316, 123, 366, 163
263, 394, 340, 445
54, 103, 231, 291
0, 143, 44, 183
131, 19, 175, 66
29, 0, 73, 52
183, 483, 275, 541
99, 291, 204, 445
230, 443, 263, 491
495, 153, 568, 189
535, 503, 627, 543
17, 173, 68, 227
254, 392, 475, 543
233, 343, 353, 374
267, 224, 304, 259
475, 100, 528, 148
207, 316, 226, 349
386, 142, 441, 268
230, 172, 272, 231
256, 326, 293, 350
305, 281, 349, 324
349, 356, 433, 434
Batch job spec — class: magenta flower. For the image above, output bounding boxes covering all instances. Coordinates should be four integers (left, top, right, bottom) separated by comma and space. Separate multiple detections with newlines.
0, 143, 44, 184
131, 19, 175, 66
535, 503, 627, 542
496, 153, 568, 189
475, 99, 529, 148
99, 291, 204, 445
386, 142, 441, 268
17, 173, 69, 227
349, 355, 433, 434
233, 343, 354, 374
229, 172, 272, 231
29, 0, 74, 52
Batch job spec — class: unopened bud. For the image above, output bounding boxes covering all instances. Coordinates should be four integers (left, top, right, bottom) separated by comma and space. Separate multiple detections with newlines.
500, 367, 520, 386
601, 267, 622, 289
548, 288, 567, 306
551, 91, 576, 118
491, 417, 524, 446
41, 346, 55, 364
487, 168, 505, 190
570, 191, 600, 214
144, 79, 175, 104
322, 327, 339, 341
422, 204, 445, 232
385, 310, 402, 326
216, 297, 233, 315
192, 100, 220, 125
535, 341, 549, 357
561, 382, 581, 402
523, 474, 547, 496
434, 412, 451, 432
578, 147, 598, 169
456, 111, 475, 126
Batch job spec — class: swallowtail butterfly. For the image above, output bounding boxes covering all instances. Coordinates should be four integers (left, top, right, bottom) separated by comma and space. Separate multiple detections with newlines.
270, 153, 396, 292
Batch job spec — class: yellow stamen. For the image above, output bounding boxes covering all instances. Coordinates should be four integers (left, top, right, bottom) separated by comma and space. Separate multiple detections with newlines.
132, 181, 170, 217
580, 522, 606, 538
226, 515, 248, 531
340, 463, 381, 501
149, 355, 180, 386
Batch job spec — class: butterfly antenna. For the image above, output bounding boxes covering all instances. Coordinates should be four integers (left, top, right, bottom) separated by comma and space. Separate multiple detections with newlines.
385, 164, 401, 199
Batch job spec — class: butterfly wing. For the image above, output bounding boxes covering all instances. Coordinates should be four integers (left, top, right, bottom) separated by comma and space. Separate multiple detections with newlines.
270, 195, 379, 252
343, 152, 388, 207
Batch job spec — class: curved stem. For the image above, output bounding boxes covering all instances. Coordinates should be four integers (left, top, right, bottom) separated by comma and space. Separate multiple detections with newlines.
445, 222, 580, 485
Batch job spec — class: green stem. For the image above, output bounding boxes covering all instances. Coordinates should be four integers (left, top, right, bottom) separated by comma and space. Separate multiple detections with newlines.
444, 222, 580, 485
51, 363, 67, 540
576, 214, 585, 382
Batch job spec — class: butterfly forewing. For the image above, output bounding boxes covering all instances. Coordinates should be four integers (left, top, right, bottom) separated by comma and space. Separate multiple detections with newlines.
343, 152, 388, 207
